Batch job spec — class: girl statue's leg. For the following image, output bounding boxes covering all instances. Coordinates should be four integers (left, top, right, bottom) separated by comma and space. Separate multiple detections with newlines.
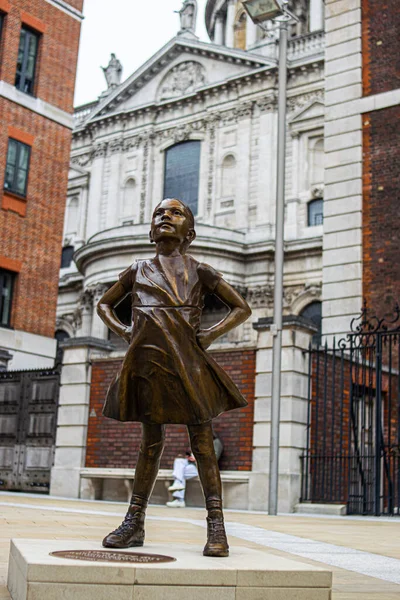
103, 423, 166, 548
188, 422, 229, 557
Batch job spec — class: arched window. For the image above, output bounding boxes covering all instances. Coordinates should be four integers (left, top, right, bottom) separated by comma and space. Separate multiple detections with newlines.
300, 301, 322, 344
308, 198, 324, 226
60, 246, 75, 269
164, 141, 201, 216
221, 154, 236, 199
234, 11, 247, 50
55, 330, 70, 343
66, 196, 79, 235
122, 178, 137, 221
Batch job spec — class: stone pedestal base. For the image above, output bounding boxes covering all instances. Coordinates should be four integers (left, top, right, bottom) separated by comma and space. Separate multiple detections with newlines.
8, 539, 332, 600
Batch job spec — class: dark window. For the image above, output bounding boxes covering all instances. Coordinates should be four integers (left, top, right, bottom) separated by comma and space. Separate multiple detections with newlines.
55, 330, 70, 344
0, 269, 15, 328
308, 198, 324, 226
108, 292, 132, 351
164, 141, 201, 216
61, 246, 75, 269
15, 27, 40, 95
4, 138, 31, 197
301, 301, 322, 344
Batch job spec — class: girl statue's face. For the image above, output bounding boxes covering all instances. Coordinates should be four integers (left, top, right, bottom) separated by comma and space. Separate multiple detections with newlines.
150, 199, 195, 247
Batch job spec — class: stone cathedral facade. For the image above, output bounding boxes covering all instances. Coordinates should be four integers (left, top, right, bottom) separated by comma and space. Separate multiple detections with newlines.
52, 0, 328, 511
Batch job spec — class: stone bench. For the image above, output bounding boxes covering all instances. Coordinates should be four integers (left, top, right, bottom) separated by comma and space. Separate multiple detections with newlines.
80, 467, 250, 509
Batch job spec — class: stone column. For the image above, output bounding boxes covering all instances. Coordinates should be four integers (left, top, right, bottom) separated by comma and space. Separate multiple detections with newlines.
0, 349, 12, 371
78, 289, 94, 337
225, 0, 235, 48
249, 316, 317, 512
322, 0, 363, 339
214, 13, 225, 45
50, 337, 113, 498
246, 17, 258, 49
310, 0, 324, 31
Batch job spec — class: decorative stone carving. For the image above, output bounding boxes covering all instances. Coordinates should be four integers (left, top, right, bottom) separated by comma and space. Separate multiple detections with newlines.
93, 143, 108, 159
79, 288, 95, 314
256, 96, 276, 113
71, 153, 92, 167
234, 102, 254, 120
102, 54, 123, 90
312, 185, 324, 198
284, 283, 322, 310
109, 138, 124, 155
92, 284, 108, 305
158, 62, 206, 101
155, 120, 205, 146
288, 91, 324, 112
55, 315, 76, 337
247, 286, 274, 309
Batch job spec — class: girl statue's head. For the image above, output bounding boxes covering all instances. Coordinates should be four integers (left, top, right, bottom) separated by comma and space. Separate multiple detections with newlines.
150, 198, 196, 252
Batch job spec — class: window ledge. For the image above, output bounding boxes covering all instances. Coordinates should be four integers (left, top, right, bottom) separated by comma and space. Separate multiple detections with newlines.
0, 1, 11, 13
2, 192, 27, 217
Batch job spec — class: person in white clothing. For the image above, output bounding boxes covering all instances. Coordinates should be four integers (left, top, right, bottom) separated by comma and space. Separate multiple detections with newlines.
167, 434, 223, 508
166, 451, 198, 508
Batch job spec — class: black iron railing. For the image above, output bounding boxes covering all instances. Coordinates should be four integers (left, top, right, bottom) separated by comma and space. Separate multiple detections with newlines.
301, 303, 400, 516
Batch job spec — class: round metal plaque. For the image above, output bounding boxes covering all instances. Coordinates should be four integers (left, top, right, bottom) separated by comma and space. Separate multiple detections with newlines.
50, 550, 176, 564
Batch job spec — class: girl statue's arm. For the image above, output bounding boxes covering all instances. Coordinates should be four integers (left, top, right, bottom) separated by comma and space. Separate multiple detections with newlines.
197, 279, 251, 350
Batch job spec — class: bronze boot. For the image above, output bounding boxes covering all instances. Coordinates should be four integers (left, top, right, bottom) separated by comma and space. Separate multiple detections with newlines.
102, 497, 146, 549
203, 498, 229, 558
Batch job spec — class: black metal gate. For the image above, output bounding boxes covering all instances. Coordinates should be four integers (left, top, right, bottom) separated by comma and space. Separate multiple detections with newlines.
0, 366, 60, 493
301, 304, 400, 516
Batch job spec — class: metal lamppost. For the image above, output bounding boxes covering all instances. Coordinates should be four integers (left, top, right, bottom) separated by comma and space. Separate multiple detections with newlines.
242, 0, 295, 516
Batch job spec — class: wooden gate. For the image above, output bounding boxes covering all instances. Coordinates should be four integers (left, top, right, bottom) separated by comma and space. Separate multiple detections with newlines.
0, 366, 60, 493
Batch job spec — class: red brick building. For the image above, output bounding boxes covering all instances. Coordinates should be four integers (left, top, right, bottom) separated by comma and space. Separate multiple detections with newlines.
0, 0, 83, 369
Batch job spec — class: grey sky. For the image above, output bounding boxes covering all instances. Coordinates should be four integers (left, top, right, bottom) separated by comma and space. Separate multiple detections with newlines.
75, 0, 209, 107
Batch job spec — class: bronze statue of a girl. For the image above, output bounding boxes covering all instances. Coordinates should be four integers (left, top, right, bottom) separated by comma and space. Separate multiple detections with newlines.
97, 198, 251, 557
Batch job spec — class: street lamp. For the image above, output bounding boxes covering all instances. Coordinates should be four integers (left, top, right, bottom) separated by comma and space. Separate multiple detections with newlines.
242, 0, 294, 516
242, 0, 285, 23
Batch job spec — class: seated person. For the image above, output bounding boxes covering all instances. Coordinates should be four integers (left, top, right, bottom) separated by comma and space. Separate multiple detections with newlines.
167, 433, 223, 508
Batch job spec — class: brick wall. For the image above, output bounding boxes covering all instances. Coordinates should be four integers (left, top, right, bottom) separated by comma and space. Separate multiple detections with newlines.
0, 102, 72, 336
0, 0, 82, 338
64, 0, 83, 10
362, 0, 400, 96
86, 349, 256, 471
309, 349, 399, 504
362, 106, 400, 315
0, 0, 82, 113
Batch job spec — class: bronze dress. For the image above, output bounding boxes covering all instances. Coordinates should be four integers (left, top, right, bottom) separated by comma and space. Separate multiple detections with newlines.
103, 255, 248, 425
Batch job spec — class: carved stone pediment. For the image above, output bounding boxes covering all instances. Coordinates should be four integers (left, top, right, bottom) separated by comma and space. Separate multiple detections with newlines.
158, 61, 206, 101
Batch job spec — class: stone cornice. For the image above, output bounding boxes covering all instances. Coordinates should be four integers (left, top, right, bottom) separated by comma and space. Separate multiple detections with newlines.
73, 56, 323, 140
253, 315, 318, 333
71, 222, 322, 276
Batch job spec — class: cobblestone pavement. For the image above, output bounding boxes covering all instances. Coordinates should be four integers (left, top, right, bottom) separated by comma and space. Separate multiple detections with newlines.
1, 492, 399, 599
